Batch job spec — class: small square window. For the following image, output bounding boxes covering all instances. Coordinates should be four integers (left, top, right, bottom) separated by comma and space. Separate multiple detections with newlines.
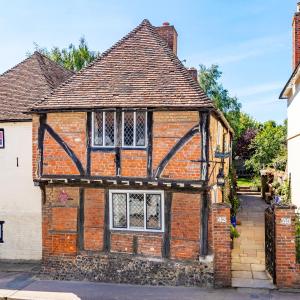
92, 111, 116, 147
0, 129, 4, 149
122, 111, 147, 148
0, 221, 4, 243
110, 190, 163, 232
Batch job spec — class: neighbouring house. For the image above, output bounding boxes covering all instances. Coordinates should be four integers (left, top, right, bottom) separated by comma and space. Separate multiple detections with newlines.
30, 20, 233, 287
280, 2, 300, 209
0, 52, 73, 260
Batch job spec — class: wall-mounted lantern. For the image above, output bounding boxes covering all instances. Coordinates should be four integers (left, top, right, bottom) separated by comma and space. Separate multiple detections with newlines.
0, 221, 4, 243
217, 169, 225, 187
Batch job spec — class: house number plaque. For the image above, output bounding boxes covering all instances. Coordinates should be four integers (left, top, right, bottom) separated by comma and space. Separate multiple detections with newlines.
280, 217, 291, 225
217, 216, 227, 223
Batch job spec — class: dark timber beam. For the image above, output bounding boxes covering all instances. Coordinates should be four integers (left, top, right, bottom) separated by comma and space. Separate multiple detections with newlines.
115, 109, 122, 176
103, 189, 111, 252
155, 124, 200, 178
44, 123, 85, 176
77, 188, 85, 251
199, 111, 210, 257
86, 112, 92, 176
162, 191, 172, 258
147, 111, 153, 177
38, 114, 46, 177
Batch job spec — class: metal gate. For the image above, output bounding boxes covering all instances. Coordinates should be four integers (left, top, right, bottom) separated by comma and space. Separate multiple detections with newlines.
265, 206, 276, 283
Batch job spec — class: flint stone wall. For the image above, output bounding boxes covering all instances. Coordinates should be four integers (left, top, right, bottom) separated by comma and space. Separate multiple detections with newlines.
40, 253, 213, 287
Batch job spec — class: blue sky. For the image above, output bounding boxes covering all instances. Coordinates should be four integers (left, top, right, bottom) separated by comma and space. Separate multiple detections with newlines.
0, 0, 296, 123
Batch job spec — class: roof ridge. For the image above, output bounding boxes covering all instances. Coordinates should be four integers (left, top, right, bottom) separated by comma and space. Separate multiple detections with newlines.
31, 19, 150, 110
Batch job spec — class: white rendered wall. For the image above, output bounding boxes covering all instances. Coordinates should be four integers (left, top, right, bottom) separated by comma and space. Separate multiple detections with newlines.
0, 122, 42, 260
287, 86, 300, 209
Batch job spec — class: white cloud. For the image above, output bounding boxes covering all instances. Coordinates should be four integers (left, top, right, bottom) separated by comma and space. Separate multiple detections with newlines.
234, 82, 283, 98
189, 33, 289, 66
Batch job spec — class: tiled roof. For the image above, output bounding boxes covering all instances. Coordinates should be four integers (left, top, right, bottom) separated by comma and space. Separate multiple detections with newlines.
31, 19, 214, 111
0, 52, 73, 121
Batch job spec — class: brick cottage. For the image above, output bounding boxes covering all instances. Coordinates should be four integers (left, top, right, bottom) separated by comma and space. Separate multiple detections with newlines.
30, 20, 233, 287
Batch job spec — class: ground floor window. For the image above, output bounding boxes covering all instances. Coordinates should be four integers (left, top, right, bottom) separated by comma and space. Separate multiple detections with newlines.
109, 190, 164, 232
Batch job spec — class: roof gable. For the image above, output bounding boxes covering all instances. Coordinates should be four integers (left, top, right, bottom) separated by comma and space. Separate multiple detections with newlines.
32, 20, 214, 111
0, 52, 73, 121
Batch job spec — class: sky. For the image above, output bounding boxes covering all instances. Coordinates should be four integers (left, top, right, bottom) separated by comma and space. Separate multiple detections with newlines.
0, 0, 297, 123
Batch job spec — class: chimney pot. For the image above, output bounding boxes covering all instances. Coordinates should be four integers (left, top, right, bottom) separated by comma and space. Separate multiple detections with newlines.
298, 2, 300, 12
163, 21, 170, 26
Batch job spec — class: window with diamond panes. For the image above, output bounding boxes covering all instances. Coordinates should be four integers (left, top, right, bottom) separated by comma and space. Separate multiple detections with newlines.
146, 194, 161, 230
93, 111, 115, 147
110, 191, 163, 231
112, 193, 127, 228
123, 111, 146, 147
129, 193, 145, 229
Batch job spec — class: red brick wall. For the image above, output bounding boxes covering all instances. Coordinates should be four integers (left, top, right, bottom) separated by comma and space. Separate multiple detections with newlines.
170, 193, 201, 260
91, 152, 116, 177
110, 232, 163, 257
152, 111, 200, 179
274, 206, 300, 288
43, 131, 80, 175
32, 115, 39, 179
293, 13, 300, 69
212, 203, 231, 287
162, 134, 201, 180
84, 188, 105, 251
121, 150, 147, 177
43, 187, 207, 262
43, 186, 80, 257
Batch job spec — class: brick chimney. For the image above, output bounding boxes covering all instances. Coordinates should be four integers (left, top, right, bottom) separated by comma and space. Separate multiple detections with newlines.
155, 22, 178, 55
293, 2, 300, 69
187, 67, 198, 82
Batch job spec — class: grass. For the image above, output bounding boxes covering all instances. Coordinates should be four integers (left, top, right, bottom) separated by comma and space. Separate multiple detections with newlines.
237, 177, 253, 187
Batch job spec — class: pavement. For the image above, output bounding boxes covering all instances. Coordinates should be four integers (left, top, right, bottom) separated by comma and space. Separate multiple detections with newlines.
0, 267, 300, 300
232, 193, 275, 289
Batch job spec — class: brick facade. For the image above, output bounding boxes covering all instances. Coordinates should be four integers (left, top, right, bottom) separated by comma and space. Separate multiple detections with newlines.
212, 203, 231, 287
33, 108, 232, 287
273, 206, 300, 288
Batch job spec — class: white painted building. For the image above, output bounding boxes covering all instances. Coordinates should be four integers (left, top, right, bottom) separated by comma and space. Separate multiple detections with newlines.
280, 3, 300, 209
0, 52, 73, 260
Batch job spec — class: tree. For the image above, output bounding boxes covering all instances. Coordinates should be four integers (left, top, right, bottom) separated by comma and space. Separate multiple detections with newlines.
245, 120, 287, 173
236, 128, 258, 159
198, 64, 242, 134
28, 37, 99, 71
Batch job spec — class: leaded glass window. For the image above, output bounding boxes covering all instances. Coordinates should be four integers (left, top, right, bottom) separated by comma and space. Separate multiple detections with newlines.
110, 190, 163, 232
92, 111, 115, 147
122, 111, 147, 147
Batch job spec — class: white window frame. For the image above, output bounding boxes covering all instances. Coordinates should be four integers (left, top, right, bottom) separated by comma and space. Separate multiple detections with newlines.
109, 189, 164, 232
91, 110, 116, 148
122, 111, 147, 148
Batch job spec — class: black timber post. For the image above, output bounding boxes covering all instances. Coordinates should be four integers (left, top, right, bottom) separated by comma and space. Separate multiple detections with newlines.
147, 111, 153, 177
78, 188, 85, 252
199, 111, 210, 257
115, 109, 122, 176
38, 114, 46, 177
162, 191, 172, 258
86, 112, 92, 176
103, 189, 111, 252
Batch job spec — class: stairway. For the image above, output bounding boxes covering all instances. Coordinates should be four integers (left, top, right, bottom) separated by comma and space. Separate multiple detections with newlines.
231, 194, 276, 289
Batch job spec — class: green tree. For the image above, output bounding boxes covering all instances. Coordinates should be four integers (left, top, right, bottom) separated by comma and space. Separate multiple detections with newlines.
28, 37, 99, 71
198, 64, 242, 134
245, 120, 287, 173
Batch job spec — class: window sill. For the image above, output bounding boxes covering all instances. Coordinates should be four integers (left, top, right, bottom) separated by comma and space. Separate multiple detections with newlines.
110, 229, 164, 234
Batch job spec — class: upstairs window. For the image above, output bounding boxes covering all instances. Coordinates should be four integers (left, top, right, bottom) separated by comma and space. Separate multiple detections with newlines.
122, 111, 147, 147
92, 111, 116, 147
109, 190, 163, 232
